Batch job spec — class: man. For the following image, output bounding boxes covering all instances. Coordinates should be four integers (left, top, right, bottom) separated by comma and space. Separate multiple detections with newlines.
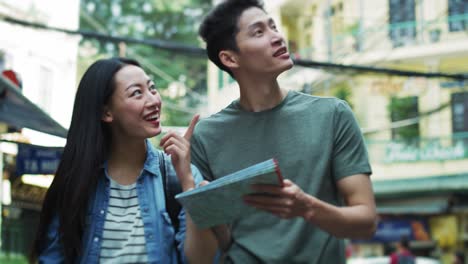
191, 0, 377, 263
390, 236, 415, 264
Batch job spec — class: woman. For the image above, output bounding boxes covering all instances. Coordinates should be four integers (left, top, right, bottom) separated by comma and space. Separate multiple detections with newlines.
30, 57, 217, 263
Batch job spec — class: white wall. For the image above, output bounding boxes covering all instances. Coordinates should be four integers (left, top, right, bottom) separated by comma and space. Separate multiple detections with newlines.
0, 0, 81, 145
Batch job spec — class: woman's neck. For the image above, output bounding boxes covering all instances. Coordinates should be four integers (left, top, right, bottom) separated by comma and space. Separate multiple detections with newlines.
107, 139, 147, 185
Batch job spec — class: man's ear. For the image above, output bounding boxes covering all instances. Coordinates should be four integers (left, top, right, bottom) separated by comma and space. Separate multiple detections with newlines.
101, 106, 113, 123
219, 50, 239, 69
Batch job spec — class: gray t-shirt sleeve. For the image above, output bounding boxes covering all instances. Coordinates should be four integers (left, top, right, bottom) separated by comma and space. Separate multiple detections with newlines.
331, 100, 372, 180
190, 130, 215, 181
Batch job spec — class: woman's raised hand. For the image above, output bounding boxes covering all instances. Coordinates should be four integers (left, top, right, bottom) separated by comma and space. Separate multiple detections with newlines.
159, 115, 200, 191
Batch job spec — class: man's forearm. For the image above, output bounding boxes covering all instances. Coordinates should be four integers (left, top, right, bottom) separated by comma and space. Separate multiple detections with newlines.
302, 195, 377, 239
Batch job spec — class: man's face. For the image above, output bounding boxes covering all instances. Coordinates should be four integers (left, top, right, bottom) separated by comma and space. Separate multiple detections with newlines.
232, 7, 293, 76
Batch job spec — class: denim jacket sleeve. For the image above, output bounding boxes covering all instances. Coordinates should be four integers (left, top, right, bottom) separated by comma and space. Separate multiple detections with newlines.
173, 163, 204, 263
38, 215, 66, 264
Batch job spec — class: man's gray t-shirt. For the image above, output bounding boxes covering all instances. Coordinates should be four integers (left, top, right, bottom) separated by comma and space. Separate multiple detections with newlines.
191, 91, 372, 264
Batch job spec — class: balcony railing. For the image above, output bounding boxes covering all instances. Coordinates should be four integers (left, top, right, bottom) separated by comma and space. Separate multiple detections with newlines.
366, 132, 468, 164
294, 14, 468, 61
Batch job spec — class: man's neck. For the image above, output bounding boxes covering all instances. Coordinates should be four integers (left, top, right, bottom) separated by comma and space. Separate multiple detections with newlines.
236, 75, 287, 112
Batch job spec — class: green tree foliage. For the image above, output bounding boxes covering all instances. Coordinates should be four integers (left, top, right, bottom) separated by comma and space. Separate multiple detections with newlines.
332, 81, 353, 109
79, 0, 211, 126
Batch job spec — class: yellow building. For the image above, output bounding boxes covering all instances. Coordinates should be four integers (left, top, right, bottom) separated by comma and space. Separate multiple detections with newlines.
205, 0, 468, 261
278, 0, 468, 260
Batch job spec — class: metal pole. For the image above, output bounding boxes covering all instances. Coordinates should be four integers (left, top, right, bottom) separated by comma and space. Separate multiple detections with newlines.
358, 0, 364, 51
325, 0, 332, 62
418, 0, 425, 44
0, 150, 3, 250
324, 0, 332, 95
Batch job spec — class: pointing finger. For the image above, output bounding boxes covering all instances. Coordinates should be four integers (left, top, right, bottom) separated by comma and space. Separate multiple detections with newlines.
183, 114, 200, 140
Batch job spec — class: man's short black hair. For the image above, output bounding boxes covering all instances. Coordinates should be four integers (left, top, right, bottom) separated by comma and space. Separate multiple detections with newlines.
198, 0, 265, 77
400, 235, 410, 249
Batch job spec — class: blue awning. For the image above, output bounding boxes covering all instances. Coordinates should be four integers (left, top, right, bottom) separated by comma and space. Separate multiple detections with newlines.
0, 75, 67, 138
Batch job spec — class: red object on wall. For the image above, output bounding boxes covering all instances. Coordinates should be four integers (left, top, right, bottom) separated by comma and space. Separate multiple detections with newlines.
2, 69, 22, 89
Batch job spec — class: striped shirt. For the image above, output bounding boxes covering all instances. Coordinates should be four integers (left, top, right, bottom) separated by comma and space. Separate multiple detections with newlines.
99, 179, 148, 263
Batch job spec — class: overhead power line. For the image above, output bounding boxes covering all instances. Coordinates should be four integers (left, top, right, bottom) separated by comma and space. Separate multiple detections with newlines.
294, 59, 468, 81
2, 15, 468, 80
1, 15, 205, 56
79, 9, 207, 103
79, 10, 178, 83
362, 101, 452, 134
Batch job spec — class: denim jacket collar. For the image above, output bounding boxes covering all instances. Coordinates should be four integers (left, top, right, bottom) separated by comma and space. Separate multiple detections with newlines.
98, 139, 161, 178
143, 139, 161, 176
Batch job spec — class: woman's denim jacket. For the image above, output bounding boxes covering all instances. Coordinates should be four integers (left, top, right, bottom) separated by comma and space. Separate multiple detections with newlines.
39, 140, 203, 264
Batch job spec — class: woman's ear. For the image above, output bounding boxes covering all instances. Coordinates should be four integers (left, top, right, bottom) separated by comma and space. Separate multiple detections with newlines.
101, 106, 113, 123
219, 50, 239, 70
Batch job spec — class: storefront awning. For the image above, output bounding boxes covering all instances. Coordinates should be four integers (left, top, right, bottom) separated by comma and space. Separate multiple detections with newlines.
373, 173, 468, 199
377, 195, 451, 214
0, 75, 67, 138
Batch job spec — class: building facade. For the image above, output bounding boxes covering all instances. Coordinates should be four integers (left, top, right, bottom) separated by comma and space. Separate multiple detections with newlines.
0, 0, 79, 258
0, 0, 79, 143
205, 0, 468, 262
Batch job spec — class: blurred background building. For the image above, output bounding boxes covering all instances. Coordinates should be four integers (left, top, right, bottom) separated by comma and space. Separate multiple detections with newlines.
208, 0, 468, 263
0, 0, 78, 260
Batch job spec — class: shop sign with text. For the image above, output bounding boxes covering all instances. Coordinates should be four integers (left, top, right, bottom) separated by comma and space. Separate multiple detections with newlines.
385, 141, 466, 163
354, 219, 430, 243
16, 144, 63, 175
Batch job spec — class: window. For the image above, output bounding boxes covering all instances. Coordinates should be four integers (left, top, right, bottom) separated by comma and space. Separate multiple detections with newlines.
448, 0, 468, 32
389, 96, 419, 141
331, 2, 345, 34
451, 92, 468, 133
388, 0, 416, 47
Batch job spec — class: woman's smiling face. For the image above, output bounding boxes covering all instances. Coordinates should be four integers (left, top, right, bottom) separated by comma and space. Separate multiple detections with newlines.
102, 64, 162, 140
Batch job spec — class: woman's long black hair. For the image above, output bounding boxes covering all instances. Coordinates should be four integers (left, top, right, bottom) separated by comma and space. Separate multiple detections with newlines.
30, 57, 140, 263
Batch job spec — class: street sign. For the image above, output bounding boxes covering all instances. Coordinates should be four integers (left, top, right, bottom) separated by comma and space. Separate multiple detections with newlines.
16, 143, 62, 175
